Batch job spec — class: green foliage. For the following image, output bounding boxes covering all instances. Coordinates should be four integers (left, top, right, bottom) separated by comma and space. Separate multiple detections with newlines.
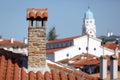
47, 26, 58, 41
101, 38, 106, 45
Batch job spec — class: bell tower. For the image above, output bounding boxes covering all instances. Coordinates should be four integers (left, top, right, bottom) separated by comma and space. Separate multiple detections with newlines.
27, 8, 48, 72
82, 7, 96, 37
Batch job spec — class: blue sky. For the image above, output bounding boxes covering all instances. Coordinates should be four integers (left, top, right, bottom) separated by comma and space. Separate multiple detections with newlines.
0, 0, 120, 41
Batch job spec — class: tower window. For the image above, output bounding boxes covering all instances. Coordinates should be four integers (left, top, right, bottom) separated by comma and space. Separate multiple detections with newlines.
86, 47, 88, 50
90, 21, 92, 23
94, 48, 96, 51
66, 53, 69, 57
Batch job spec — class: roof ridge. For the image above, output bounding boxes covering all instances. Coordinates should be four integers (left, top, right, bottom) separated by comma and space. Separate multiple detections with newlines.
47, 35, 82, 44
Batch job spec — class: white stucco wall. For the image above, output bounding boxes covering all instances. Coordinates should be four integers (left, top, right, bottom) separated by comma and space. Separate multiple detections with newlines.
0, 45, 28, 55
54, 35, 114, 61
100, 58, 107, 79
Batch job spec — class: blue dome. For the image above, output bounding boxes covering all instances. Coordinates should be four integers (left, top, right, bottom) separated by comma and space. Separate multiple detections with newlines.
84, 8, 94, 18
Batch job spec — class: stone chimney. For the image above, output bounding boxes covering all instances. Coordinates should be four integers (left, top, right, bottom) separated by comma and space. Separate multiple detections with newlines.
100, 56, 107, 80
27, 8, 48, 72
110, 55, 118, 80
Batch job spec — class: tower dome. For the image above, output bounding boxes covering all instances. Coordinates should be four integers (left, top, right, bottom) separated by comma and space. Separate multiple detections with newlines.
82, 7, 96, 37
84, 7, 94, 19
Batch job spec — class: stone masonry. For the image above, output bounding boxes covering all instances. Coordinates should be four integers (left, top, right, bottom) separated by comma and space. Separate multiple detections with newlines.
28, 27, 46, 67
27, 8, 48, 72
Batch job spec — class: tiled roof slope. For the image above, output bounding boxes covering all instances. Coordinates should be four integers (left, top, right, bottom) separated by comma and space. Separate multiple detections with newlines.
0, 39, 27, 46
47, 36, 81, 44
103, 43, 120, 50
46, 48, 64, 54
0, 49, 99, 80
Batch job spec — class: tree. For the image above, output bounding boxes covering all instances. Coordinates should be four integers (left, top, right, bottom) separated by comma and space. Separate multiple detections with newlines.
101, 38, 106, 45
47, 26, 58, 41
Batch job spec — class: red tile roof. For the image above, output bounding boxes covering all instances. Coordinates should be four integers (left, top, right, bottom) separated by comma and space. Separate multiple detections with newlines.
48, 63, 99, 80
69, 53, 99, 67
58, 53, 99, 68
103, 43, 120, 50
70, 53, 98, 61
47, 35, 81, 44
27, 8, 48, 20
72, 59, 99, 67
0, 49, 99, 80
46, 48, 64, 54
46, 46, 72, 54
0, 39, 27, 46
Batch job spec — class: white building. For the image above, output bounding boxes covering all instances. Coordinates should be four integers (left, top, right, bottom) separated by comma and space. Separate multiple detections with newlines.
0, 37, 28, 55
46, 8, 116, 62
47, 35, 115, 61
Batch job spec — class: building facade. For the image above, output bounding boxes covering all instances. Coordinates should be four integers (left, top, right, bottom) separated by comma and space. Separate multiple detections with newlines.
46, 8, 116, 62
0, 37, 27, 55
47, 35, 115, 61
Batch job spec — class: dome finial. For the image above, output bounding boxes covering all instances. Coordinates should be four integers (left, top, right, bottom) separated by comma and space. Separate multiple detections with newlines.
88, 6, 90, 9
84, 7, 94, 19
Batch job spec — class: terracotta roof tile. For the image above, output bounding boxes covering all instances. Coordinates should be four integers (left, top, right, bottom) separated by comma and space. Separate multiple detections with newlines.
44, 71, 52, 80
67, 73, 75, 80
47, 63, 99, 80
59, 53, 99, 65
70, 53, 98, 61
21, 68, 27, 80
103, 43, 120, 50
27, 8, 48, 20
14, 63, 19, 80
59, 71, 68, 80
36, 71, 44, 80
47, 35, 81, 44
0, 49, 99, 80
46, 48, 65, 54
36, 12, 42, 19
75, 59, 99, 66
76, 76, 81, 80
29, 12, 35, 19
29, 71, 36, 80
0, 39, 27, 46
51, 69, 60, 80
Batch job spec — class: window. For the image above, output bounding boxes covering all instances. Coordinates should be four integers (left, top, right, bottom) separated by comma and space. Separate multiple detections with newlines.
46, 45, 49, 49
94, 48, 96, 51
86, 21, 88, 23
58, 43, 61, 48
66, 53, 69, 57
63, 43, 66, 47
86, 47, 88, 50
90, 21, 92, 23
79, 47, 81, 50
50, 45, 53, 49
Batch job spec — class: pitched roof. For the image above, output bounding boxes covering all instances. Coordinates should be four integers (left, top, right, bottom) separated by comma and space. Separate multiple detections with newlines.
0, 39, 27, 46
70, 53, 98, 61
0, 49, 99, 80
103, 43, 120, 50
46, 46, 73, 54
66, 53, 99, 67
47, 35, 81, 44
46, 48, 64, 54
72, 59, 99, 67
